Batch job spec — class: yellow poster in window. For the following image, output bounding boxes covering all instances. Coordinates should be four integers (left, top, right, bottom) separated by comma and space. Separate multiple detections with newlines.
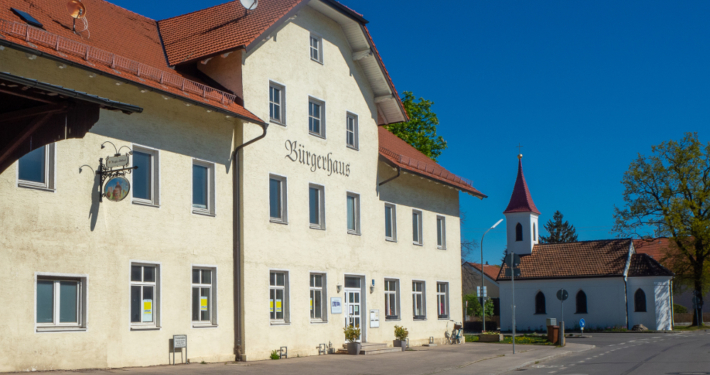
276, 300, 282, 313
310, 298, 313, 308
270, 300, 274, 313
200, 296, 208, 312
143, 300, 153, 322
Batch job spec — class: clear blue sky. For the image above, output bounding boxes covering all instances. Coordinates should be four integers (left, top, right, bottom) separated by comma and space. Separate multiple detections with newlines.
114, 0, 710, 264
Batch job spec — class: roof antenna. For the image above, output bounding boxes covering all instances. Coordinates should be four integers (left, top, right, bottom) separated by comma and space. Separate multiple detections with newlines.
67, 0, 89, 37
239, 0, 258, 15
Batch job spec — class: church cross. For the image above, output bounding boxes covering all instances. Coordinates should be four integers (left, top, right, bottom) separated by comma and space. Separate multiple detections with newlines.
517, 143, 523, 154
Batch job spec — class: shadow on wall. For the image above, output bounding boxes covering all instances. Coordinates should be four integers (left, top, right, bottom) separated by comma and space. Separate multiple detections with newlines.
88, 170, 101, 231
377, 166, 460, 217
655, 283, 672, 330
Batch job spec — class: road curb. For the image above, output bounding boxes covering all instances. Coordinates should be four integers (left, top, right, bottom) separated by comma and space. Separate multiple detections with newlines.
495, 344, 596, 374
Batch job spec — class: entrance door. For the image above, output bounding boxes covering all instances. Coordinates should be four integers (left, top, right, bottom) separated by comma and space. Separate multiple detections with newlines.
344, 289, 362, 341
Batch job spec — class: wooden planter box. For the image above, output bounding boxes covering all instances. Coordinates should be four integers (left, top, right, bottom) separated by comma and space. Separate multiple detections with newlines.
479, 334, 503, 342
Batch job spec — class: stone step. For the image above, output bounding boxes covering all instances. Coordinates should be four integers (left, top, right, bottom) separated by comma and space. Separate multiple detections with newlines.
341, 342, 388, 349
361, 347, 403, 355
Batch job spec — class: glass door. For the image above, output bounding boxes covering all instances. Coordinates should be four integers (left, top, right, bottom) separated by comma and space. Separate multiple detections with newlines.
344, 289, 361, 342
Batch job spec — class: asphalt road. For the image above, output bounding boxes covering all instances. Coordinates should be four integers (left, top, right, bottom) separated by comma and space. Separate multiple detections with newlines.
509, 331, 710, 375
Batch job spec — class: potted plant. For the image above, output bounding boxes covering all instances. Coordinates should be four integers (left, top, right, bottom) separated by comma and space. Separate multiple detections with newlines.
343, 325, 362, 355
393, 325, 409, 351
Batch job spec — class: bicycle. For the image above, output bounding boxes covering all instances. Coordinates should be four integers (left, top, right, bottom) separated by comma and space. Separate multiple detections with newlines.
445, 320, 463, 344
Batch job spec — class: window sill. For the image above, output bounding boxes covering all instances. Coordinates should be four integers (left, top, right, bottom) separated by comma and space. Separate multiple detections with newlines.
347, 231, 361, 236
270, 219, 288, 225
130, 326, 161, 331
310, 320, 328, 324
192, 324, 218, 329
311, 58, 324, 65
310, 225, 326, 231
534, 313, 547, 315
437, 247, 447, 251
309, 132, 326, 140
133, 200, 160, 208
413, 317, 427, 321
413, 242, 423, 247
438, 317, 450, 320
346, 145, 359, 151
270, 120, 286, 127
36, 327, 87, 333
386, 238, 397, 243
385, 317, 400, 321
270, 322, 291, 326
18, 182, 54, 192
192, 210, 215, 217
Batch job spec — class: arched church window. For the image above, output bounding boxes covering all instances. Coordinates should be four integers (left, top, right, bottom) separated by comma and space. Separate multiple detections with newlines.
634, 289, 646, 312
576, 290, 587, 314
516, 223, 523, 242
533, 223, 536, 241
535, 291, 546, 314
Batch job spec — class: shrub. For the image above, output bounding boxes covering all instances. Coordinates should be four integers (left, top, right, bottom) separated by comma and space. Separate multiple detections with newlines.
394, 325, 409, 340
674, 304, 688, 314
343, 325, 361, 342
270, 350, 280, 360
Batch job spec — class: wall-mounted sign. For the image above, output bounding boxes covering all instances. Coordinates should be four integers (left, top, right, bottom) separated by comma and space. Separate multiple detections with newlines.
285, 140, 351, 177
104, 176, 130, 202
106, 155, 129, 169
331, 297, 342, 314
370, 309, 380, 328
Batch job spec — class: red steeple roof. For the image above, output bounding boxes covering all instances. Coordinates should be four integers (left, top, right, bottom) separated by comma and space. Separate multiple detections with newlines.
504, 155, 541, 215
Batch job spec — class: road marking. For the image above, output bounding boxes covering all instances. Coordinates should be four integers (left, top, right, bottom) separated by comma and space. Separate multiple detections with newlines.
549, 371, 556, 374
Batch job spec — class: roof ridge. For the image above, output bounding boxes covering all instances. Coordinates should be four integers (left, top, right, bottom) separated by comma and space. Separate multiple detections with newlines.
100, 0, 157, 22
158, 0, 235, 22
535, 238, 632, 247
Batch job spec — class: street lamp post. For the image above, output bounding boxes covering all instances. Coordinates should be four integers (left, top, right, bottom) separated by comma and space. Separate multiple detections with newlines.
480, 219, 504, 332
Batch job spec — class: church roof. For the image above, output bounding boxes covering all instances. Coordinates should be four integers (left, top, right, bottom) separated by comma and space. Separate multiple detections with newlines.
503, 156, 541, 215
498, 239, 633, 280
633, 238, 671, 261
628, 253, 674, 277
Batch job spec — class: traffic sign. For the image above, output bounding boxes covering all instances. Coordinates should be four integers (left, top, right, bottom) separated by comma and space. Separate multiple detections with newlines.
505, 268, 521, 277
579, 318, 585, 328
556, 289, 569, 301
504, 253, 521, 268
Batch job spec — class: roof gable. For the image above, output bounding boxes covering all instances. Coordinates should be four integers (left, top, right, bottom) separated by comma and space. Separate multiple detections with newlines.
466, 263, 501, 282
628, 253, 674, 277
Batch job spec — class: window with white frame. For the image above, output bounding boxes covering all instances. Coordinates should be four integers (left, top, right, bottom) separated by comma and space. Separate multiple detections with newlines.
385, 203, 397, 241
130, 263, 159, 327
412, 210, 423, 245
412, 281, 426, 320
310, 274, 326, 322
309, 184, 325, 229
308, 98, 325, 138
18, 143, 55, 190
346, 113, 358, 150
437, 282, 449, 319
269, 174, 287, 223
269, 82, 285, 125
192, 160, 215, 216
346, 192, 360, 235
36, 275, 86, 331
270, 271, 289, 323
310, 34, 322, 63
436, 216, 446, 249
132, 145, 160, 206
384, 279, 399, 319
192, 267, 216, 326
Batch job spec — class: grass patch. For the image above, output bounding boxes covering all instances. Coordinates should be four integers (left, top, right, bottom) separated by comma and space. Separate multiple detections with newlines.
465, 335, 480, 342
465, 334, 551, 345
673, 324, 710, 331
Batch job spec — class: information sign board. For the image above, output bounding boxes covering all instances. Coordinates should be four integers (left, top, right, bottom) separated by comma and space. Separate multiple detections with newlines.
331, 297, 342, 314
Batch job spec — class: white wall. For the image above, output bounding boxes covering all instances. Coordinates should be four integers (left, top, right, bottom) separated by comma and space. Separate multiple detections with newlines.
499, 278, 627, 332
504, 212, 538, 255
627, 277, 672, 330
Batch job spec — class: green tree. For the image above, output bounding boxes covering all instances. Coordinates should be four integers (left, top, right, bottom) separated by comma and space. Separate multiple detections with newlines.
539, 211, 579, 243
613, 132, 710, 326
464, 293, 494, 318
386, 91, 447, 161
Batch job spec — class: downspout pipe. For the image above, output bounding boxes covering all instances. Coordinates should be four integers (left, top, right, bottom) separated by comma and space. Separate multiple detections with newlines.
378, 165, 401, 186
233, 122, 268, 361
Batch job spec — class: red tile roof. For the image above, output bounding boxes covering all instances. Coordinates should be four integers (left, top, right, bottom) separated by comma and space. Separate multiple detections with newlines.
503, 156, 541, 215
628, 253, 674, 277
633, 238, 671, 262
498, 239, 633, 280
158, 0, 303, 66
0, 0, 264, 123
378, 127, 486, 198
467, 263, 501, 281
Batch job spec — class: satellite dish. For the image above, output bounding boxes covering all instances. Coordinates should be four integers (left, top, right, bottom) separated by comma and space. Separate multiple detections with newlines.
67, 0, 86, 19
240, 0, 258, 11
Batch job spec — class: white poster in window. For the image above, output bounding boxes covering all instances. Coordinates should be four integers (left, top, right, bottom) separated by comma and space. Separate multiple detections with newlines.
143, 299, 153, 322
200, 296, 208, 312
330, 297, 342, 314
370, 309, 380, 328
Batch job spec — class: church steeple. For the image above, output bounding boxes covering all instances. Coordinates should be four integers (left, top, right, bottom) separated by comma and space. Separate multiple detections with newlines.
504, 154, 540, 255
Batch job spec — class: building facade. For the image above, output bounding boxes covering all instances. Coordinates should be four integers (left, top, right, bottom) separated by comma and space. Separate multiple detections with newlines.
0, 0, 486, 370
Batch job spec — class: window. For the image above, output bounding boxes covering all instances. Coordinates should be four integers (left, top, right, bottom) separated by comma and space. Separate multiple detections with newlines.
346, 113, 358, 149
36, 275, 86, 331
576, 290, 587, 314
309, 184, 325, 229
346, 192, 360, 235
384, 279, 399, 319
192, 267, 216, 326
535, 291, 546, 314
18, 143, 55, 190
310, 274, 326, 322
192, 160, 215, 216
310, 34, 322, 63
308, 98, 325, 138
436, 216, 446, 249
437, 282, 449, 319
130, 263, 159, 328
385, 203, 397, 241
634, 289, 647, 312
516, 223, 523, 241
132, 145, 160, 206
269, 175, 288, 223
413, 281, 426, 320
533, 223, 537, 241
270, 271, 289, 323
412, 210, 423, 245
269, 82, 285, 125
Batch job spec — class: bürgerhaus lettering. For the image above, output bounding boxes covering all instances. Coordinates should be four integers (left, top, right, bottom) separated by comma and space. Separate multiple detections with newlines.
285, 140, 351, 177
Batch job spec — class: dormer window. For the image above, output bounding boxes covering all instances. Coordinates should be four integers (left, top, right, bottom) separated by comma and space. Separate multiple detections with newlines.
515, 223, 523, 242
310, 34, 323, 64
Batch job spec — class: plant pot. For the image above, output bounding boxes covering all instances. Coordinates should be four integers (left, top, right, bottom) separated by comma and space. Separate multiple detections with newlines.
347, 342, 362, 355
393, 339, 407, 351
479, 334, 503, 342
